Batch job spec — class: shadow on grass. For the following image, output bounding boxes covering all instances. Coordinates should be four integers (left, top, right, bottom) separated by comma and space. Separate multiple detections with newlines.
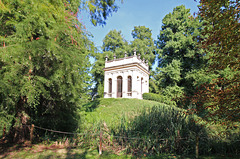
65, 148, 129, 159
66, 148, 88, 159
82, 99, 100, 112
0, 141, 32, 158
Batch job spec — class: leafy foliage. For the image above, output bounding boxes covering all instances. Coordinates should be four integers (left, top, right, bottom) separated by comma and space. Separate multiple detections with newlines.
114, 105, 207, 155
102, 29, 127, 53
0, 0, 120, 139
91, 29, 127, 97
0, 0, 93, 134
193, 0, 240, 125
154, 5, 209, 104
130, 26, 156, 68
87, 0, 122, 26
142, 93, 175, 105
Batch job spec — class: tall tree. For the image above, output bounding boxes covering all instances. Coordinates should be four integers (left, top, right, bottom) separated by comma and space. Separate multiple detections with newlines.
91, 29, 128, 97
130, 26, 156, 68
154, 5, 208, 102
0, 0, 120, 140
102, 29, 128, 57
193, 0, 240, 125
91, 52, 113, 98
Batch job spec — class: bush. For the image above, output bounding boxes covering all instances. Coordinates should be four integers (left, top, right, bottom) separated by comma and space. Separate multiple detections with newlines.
113, 105, 208, 156
143, 93, 176, 105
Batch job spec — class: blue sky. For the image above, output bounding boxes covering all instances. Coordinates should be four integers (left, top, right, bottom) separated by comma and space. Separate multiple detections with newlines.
79, 0, 200, 50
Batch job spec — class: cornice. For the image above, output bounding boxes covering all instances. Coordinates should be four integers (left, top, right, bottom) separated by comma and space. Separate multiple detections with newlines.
103, 63, 150, 75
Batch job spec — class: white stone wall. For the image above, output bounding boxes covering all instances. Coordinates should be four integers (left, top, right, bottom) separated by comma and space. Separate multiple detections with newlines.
105, 55, 149, 71
103, 55, 149, 99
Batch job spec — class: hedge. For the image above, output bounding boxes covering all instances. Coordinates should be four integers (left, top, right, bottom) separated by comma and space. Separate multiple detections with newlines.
142, 93, 176, 105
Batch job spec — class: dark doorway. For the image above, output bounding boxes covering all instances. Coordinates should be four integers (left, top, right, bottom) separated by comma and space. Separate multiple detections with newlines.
128, 76, 132, 96
117, 76, 123, 98
109, 78, 112, 97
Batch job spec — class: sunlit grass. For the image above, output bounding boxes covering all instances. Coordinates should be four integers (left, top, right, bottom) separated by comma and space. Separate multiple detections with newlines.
1, 146, 132, 159
80, 98, 163, 130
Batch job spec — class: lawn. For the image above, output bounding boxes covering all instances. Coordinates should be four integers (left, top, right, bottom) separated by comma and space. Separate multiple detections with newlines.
0, 144, 131, 159
1, 144, 239, 159
80, 98, 162, 130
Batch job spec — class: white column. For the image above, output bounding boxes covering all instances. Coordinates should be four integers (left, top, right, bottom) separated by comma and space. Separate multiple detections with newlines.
122, 71, 127, 98
137, 75, 141, 99
143, 77, 146, 94
112, 73, 117, 98
132, 71, 137, 98
146, 77, 149, 93
104, 72, 108, 98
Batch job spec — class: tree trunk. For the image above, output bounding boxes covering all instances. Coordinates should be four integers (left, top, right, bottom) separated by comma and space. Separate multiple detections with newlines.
7, 96, 31, 143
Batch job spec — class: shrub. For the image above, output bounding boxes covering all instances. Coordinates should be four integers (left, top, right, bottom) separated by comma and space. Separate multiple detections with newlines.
143, 93, 176, 105
113, 105, 208, 156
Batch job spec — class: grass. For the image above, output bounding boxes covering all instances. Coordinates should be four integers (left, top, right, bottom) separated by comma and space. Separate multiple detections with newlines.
2, 98, 240, 158
2, 145, 239, 159
80, 98, 162, 130
0, 146, 131, 159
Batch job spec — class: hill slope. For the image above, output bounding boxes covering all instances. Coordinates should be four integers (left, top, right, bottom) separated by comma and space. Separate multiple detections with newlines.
80, 98, 165, 129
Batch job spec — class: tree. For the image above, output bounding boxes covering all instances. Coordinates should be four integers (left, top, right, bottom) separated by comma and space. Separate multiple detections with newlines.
154, 5, 208, 102
102, 29, 128, 57
130, 26, 156, 68
87, 0, 122, 26
91, 29, 128, 97
0, 0, 120, 141
193, 0, 240, 125
155, 60, 184, 102
91, 52, 113, 98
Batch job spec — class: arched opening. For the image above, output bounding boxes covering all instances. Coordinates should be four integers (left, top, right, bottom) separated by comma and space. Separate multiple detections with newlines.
127, 76, 132, 96
141, 77, 143, 96
117, 76, 123, 98
108, 78, 112, 97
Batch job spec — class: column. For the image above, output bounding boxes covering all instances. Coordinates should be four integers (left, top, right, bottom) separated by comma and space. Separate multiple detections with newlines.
103, 72, 108, 98
112, 73, 117, 98
146, 77, 149, 93
132, 70, 137, 98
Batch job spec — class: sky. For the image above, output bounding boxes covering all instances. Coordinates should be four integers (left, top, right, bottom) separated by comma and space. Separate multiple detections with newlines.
79, 0, 200, 51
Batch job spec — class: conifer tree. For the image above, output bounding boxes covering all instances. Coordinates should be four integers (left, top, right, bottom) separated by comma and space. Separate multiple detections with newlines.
0, 0, 120, 140
102, 29, 128, 57
130, 26, 156, 68
154, 5, 208, 102
194, 0, 240, 125
91, 29, 127, 97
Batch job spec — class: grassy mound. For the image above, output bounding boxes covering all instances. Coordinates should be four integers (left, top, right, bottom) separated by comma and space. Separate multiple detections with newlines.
79, 98, 240, 157
80, 98, 162, 130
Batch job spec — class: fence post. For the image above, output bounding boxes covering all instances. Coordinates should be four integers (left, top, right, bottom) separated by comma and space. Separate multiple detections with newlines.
2, 125, 6, 138
196, 135, 199, 159
99, 130, 102, 155
30, 124, 34, 144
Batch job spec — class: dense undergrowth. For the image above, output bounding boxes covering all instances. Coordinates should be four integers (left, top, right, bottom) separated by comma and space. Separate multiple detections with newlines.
78, 98, 240, 157
1, 98, 240, 158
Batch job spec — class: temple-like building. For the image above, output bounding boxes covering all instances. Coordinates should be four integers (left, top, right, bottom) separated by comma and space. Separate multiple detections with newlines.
103, 51, 149, 99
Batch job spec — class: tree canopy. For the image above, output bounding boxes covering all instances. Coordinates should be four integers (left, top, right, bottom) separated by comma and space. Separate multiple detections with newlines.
0, 0, 120, 140
153, 5, 208, 103
193, 0, 240, 125
102, 29, 128, 56
87, 0, 122, 26
130, 26, 156, 68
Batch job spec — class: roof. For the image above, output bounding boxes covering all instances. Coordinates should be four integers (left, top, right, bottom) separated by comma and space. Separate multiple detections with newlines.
104, 55, 149, 74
